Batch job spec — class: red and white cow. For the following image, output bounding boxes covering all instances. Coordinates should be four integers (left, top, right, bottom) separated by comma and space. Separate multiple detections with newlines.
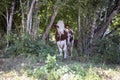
53, 20, 74, 59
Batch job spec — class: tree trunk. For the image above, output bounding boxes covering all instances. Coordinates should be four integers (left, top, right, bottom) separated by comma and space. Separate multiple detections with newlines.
90, 16, 97, 44
105, 25, 120, 37
94, 6, 120, 40
26, 0, 36, 34
20, 0, 25, 33
42, 6, 58, 40
32, 0, 40, 40
78, 8, 83, 54
88, 1, 120, 55
5, 0, 15, 50
7, 1, 15, 35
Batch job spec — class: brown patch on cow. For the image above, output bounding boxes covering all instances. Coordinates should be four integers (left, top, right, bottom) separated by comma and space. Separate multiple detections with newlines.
69, 30, 73, 35
53, 24, 59, 29
70, 36, 73, 43
55, 30, 68, 41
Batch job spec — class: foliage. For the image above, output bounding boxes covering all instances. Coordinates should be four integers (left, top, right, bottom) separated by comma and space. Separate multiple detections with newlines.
94, 34, 120, 64
0, 34, 6, 48
5, 33, 57, 58
45, 54, 58, 71
26, 59, 103, 80
0, 0, 119, 70
110, 13, 120, 34
1, 48, 120, 80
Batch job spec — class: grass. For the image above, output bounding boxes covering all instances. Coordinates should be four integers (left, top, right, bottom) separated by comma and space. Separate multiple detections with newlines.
0, 54, 120, 80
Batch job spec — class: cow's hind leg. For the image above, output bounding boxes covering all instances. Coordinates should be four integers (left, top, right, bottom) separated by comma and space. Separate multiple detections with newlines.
70, 46, 73, 57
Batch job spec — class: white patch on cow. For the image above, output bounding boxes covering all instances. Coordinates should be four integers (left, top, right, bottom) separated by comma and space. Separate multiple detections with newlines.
56, 20, 65, 34
57, 40, 67, 59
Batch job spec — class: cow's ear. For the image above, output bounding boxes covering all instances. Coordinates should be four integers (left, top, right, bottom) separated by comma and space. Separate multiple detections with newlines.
52, 23, 56, 28
53, 24, 59, 28
65, 24, 69, 29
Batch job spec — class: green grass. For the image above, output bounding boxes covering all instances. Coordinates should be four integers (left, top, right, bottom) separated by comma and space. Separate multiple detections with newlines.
0, 55, 120, 80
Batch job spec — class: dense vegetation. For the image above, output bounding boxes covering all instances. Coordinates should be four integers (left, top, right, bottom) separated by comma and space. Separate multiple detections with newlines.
0, 0, 120, 80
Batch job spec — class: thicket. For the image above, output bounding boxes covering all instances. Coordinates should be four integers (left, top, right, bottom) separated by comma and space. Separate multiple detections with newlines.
0, 32, 120, 65
3, 33, 57, 59
92, 34, 120, 64
25, 54, 103, 80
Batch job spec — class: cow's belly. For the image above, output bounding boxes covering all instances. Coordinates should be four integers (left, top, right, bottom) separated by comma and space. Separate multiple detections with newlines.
57, 40, 67, 49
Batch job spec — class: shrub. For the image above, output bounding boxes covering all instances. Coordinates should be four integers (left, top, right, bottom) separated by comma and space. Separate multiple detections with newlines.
27, 61, 102, 80
95, 35, 120, 64
0, 35, 7, 55
45, 54, 58, 71
5, 33, 57, 59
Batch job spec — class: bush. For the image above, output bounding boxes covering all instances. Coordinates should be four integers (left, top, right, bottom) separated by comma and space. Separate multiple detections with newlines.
0, 34, 6, 55
26, 60, 102, 80
95, 35, 120, 64
5, 33, 57, 59
45, 54, 58, 71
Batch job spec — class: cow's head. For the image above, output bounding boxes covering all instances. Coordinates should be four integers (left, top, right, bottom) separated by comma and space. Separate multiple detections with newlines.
53, 20, 65, 34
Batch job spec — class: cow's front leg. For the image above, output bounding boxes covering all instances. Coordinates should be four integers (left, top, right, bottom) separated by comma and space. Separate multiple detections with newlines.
57, 42, 63, 56
58, 46, 62, 56
63, 44, 67, 59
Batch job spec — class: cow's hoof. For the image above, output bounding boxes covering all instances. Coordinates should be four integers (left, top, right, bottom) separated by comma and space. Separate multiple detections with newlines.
67, 56, 72, 60
62, 58, 67, 62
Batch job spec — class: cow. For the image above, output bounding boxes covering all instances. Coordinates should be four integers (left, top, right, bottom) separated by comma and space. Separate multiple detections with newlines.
53, 20, 74, 59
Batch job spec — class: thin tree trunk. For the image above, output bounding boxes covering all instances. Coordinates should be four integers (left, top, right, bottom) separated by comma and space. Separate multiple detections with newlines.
104, 7, 108, 22
42, 6, 58, 40
90, 16, 97, 44
5, 0, 15, 51
7, 1, 15, 35
78, 8, 83, 54
32, 0, 40, 40
6, 8, 9, 31
20, 0, 25, 33
26, 0, 36, 34
6, 8, 9, 48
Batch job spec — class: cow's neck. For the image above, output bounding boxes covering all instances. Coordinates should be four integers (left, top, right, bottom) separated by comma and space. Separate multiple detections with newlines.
57, 28, 64, 34
55, 30, 68, 41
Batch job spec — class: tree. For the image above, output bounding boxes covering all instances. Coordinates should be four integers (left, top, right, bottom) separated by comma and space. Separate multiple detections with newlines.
42, 5, 59, 40
42, 0, 68, 41
74, 0, 120, 55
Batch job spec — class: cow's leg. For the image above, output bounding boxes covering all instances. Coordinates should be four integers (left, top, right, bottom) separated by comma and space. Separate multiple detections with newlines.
70, 46, 73, 57
70, 36, 74, 57
67, 46, 71, 56
57, 42, 63, 56
58, 46, 62, 56
63, 48, 67, 59
63, 43, 67, 59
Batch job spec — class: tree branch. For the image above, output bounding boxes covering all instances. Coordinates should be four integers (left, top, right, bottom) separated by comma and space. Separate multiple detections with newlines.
94, 0, 120, 40
105, 25, 120, 37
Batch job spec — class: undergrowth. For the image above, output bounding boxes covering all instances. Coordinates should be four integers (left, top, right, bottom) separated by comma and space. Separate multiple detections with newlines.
4, 33, 57, 59
25, 55, 104, 80
0, 33, 120, 80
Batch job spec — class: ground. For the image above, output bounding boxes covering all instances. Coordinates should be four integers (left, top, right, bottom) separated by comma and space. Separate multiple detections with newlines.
0, 55, 120, 80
